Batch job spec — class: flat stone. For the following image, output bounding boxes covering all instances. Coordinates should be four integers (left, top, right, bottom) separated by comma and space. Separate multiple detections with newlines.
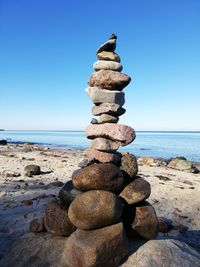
44, 200, 76, 236
24, 165, 41, 176
72, 163, 124, 192
92, 102, 126, 116
131, 201, 159, 239
68, 190, 123, 230
97, 51, 121, 62
93, 60, 122, 72
96, 38, 116, 54
84, 147, 121, 163
88, 70, 131, 91
86, 87, 125, 106
66, 222, 129, 267
120, 153, 138, 179
120, 178, 151, 204
86, 123, 136, 146
59, 180, 83, 206
121, 239, 200, 267
91, 137, 120, 152
98, 114, 119, 123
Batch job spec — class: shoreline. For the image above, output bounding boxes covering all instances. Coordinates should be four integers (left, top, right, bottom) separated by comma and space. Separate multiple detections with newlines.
0, 143, 200, 259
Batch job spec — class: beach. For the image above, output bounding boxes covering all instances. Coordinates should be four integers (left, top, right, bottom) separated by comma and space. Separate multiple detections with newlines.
0, 142, 199, 260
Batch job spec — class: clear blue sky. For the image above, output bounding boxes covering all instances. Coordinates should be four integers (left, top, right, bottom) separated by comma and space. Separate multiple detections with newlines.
0, 0, 200, 130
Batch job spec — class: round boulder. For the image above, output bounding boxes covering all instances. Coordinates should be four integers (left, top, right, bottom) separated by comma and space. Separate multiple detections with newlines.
72, 163, 124, 192
68, 190, 123, 230
44, 200, 76, 236
120, 153, 138, 179
24, 165, 41, 176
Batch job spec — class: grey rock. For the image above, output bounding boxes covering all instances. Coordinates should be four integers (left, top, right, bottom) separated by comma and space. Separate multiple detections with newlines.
59, 180, 83, 206
92, 102, 126, 116
91, 137, 120, 152
168, 158, 193, 172
120, 153, 138, 179
24, 165, 41, 176
93, 60, 122, 72
86, 87, 125, 106
78, 157, 95, 168
98, 114, 119, 124
91, 118, 98, 124
96, 38, 116, 54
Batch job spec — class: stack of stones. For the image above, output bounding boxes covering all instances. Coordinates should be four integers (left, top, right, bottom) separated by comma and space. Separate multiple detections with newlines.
33, 34, 159, 267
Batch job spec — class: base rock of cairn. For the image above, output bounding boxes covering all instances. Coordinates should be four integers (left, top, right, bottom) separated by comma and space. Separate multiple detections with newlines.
30, 34, 159, 267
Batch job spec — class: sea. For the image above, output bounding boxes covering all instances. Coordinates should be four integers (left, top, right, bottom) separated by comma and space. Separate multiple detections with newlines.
0, 130, 200, 162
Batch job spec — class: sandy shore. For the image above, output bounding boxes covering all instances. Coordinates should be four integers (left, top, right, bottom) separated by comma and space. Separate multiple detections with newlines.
0, 143, 199, 259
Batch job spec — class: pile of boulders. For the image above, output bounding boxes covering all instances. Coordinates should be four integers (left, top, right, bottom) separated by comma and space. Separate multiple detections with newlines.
31, 34, 159, 267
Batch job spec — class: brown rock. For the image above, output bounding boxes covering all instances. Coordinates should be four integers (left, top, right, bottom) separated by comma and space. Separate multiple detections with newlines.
44, 200, 76, 236
66, 222, 129, 267
86, 123, 135, 146
24, 164, 41, 176
98, 114, 119, 124
84, 147, 121, 163
68, 190, 123, 230
92, 103, 126, 116
137, 156, 157, 166
120, 178, 151, 205
72, 163, 124, 192
131, 202, 159, 239
97, 51, 121, 62
120, 153, 138, 179
30, 217, 45, 233
91, 137, 120, 152
88, 70, 131, 91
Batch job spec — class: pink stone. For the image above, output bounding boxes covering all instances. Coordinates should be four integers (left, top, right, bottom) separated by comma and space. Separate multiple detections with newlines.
85, 123, 135, 146
84, 148, 121, 163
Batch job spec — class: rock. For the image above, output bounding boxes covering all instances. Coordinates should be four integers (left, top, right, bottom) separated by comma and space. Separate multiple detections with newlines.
137, 156, 157, 166
0, 233, 69, 267
120, 153, 138, 179
91, 137, 120, 152
121, 239, 200, 267
97, 51, 121, 62
96, 38, 116, 54
93, 60, 123, 72
131, 201, 158, 239
24, 165, 41, 176
2, 170, 21, 177
0, 139, 7, 145
68, 190, 123, 230
168, 158, 193, 172
120, 178, 151, 205
98, 114, 119, 124
59, 180, 83, 206
88, 70, 131, 91
66, 222, 129, 267
30, 217, 45, 233
92, 102, 126, 116
21, 199, 33, 206
84, 147, 121, 163
158, 217, 173, 233
44, 200, 76, 236
86, 87, 125, 106
91, 118, 98, 124
86, 123, 135, 146
72, 163, 124, 192
78, 157, 95, 168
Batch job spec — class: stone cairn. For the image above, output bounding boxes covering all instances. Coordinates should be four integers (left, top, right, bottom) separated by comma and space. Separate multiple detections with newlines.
31, 34, 159, 267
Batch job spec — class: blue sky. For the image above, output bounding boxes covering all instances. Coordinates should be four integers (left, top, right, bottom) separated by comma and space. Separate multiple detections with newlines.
0, 0, 200, 130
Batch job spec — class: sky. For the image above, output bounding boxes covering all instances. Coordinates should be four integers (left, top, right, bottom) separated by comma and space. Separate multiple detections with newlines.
0, 0, 200, 131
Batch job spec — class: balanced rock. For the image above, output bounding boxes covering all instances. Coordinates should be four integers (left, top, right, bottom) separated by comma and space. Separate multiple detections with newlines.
131, 202, 158, 239
59, 180, 83, 206
92, 102, 126, 116
66, 222, 129, 267
120, 153, 138, 179
86, 87, 125, 106
24, 164, 41, 176
97, 51, 121, 62
120, 178, 151, 204
96, 38, 116, 54
93, 60, 122, 72
86, 123, 135, 146
72, 163, 124, 192
68, 190, 123, 230
98, 114, 119, 124
91, 137, 120, 152
84, 147, 121, 163
30, 217, 45, 233
44, 200, 76, 236
78, 157, 95, 168
88, 70, 131, 91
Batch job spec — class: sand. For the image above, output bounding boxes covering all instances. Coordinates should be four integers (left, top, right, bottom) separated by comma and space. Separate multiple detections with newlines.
0, 143, 199, 259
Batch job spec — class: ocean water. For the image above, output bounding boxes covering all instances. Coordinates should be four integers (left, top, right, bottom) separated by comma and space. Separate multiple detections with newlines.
0, 130, 200, 162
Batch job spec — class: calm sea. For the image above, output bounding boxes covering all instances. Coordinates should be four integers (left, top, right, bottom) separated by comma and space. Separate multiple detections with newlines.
1, 130, 200, 162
